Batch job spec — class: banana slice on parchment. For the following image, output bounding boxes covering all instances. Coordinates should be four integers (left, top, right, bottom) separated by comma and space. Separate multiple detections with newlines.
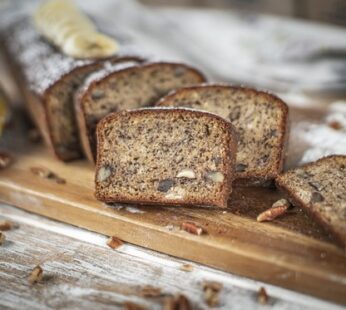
34, 0, 118, 59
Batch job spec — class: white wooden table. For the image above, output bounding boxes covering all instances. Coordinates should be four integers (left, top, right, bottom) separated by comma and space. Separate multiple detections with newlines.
0, 204, 343, 310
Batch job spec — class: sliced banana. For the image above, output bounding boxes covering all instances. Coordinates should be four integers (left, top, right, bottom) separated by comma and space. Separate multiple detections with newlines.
34, 0, 118, 59
54, 18, 95, 46
63, 32, 118, 58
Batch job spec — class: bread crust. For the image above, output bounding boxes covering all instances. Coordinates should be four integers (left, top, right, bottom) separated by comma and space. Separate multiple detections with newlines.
157, 84, 289, 186
1, 17, 144, 161
95, 108, 237, 208
77, 62, 206, 164
276, 155, 346, 249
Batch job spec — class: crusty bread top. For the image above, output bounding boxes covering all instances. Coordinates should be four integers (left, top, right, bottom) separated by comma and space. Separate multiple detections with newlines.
276, 155, 346, 248
2, 17, 143, 95
76, 62, 206, 163
95, 107, 237, 208
157, 84, 289, 185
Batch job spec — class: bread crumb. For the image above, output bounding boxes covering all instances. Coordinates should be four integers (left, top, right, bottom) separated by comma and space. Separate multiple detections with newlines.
180, 264, 193, 272
328, 121, 343, 130
0, 220, 17, 231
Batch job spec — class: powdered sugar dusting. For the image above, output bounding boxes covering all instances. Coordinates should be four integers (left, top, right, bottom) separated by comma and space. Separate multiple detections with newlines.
3, 17, 143, 95
4, 18, 91, 94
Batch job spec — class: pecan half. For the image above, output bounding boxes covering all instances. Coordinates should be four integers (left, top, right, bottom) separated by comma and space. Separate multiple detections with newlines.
106, 236, 124, 249
203, 281, 223, 307
257, 287, 269, 305
257, 199, 291, 222
328, 120, 343, 130
181, 221, 205, 235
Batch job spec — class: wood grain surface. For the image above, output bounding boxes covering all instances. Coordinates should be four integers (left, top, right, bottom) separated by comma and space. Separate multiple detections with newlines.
0, 140, 345, 305
2, 204, 343, 310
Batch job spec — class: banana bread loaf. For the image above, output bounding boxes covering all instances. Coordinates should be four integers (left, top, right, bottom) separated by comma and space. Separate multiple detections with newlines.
157, 84, 289, 186
276, 155, 346, 248
1, 17, 143, 161
75, 62, 206, 163
95, 108, 237, 208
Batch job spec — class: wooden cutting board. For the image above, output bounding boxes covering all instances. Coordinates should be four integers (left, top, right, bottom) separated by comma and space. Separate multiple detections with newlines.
0, 142, 345, 305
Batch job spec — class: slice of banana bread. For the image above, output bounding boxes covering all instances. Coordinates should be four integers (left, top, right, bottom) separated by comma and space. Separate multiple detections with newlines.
157, 84, 289, 186
276, 155, 346, 248
2, 17, 143, 161
95, 108, 237, 208
76, 62, 206, 163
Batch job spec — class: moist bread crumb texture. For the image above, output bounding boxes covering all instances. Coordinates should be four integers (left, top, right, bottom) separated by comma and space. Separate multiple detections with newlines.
95, 109, 237, 208
47, 58, 142, 160
276, 155, 346, 248
46, 66, 101, 159
157, 85, 289, 186
77, 62, 206, 162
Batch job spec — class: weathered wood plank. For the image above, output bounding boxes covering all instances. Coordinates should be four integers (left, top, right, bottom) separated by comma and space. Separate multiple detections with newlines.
0, 205, 343, 310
